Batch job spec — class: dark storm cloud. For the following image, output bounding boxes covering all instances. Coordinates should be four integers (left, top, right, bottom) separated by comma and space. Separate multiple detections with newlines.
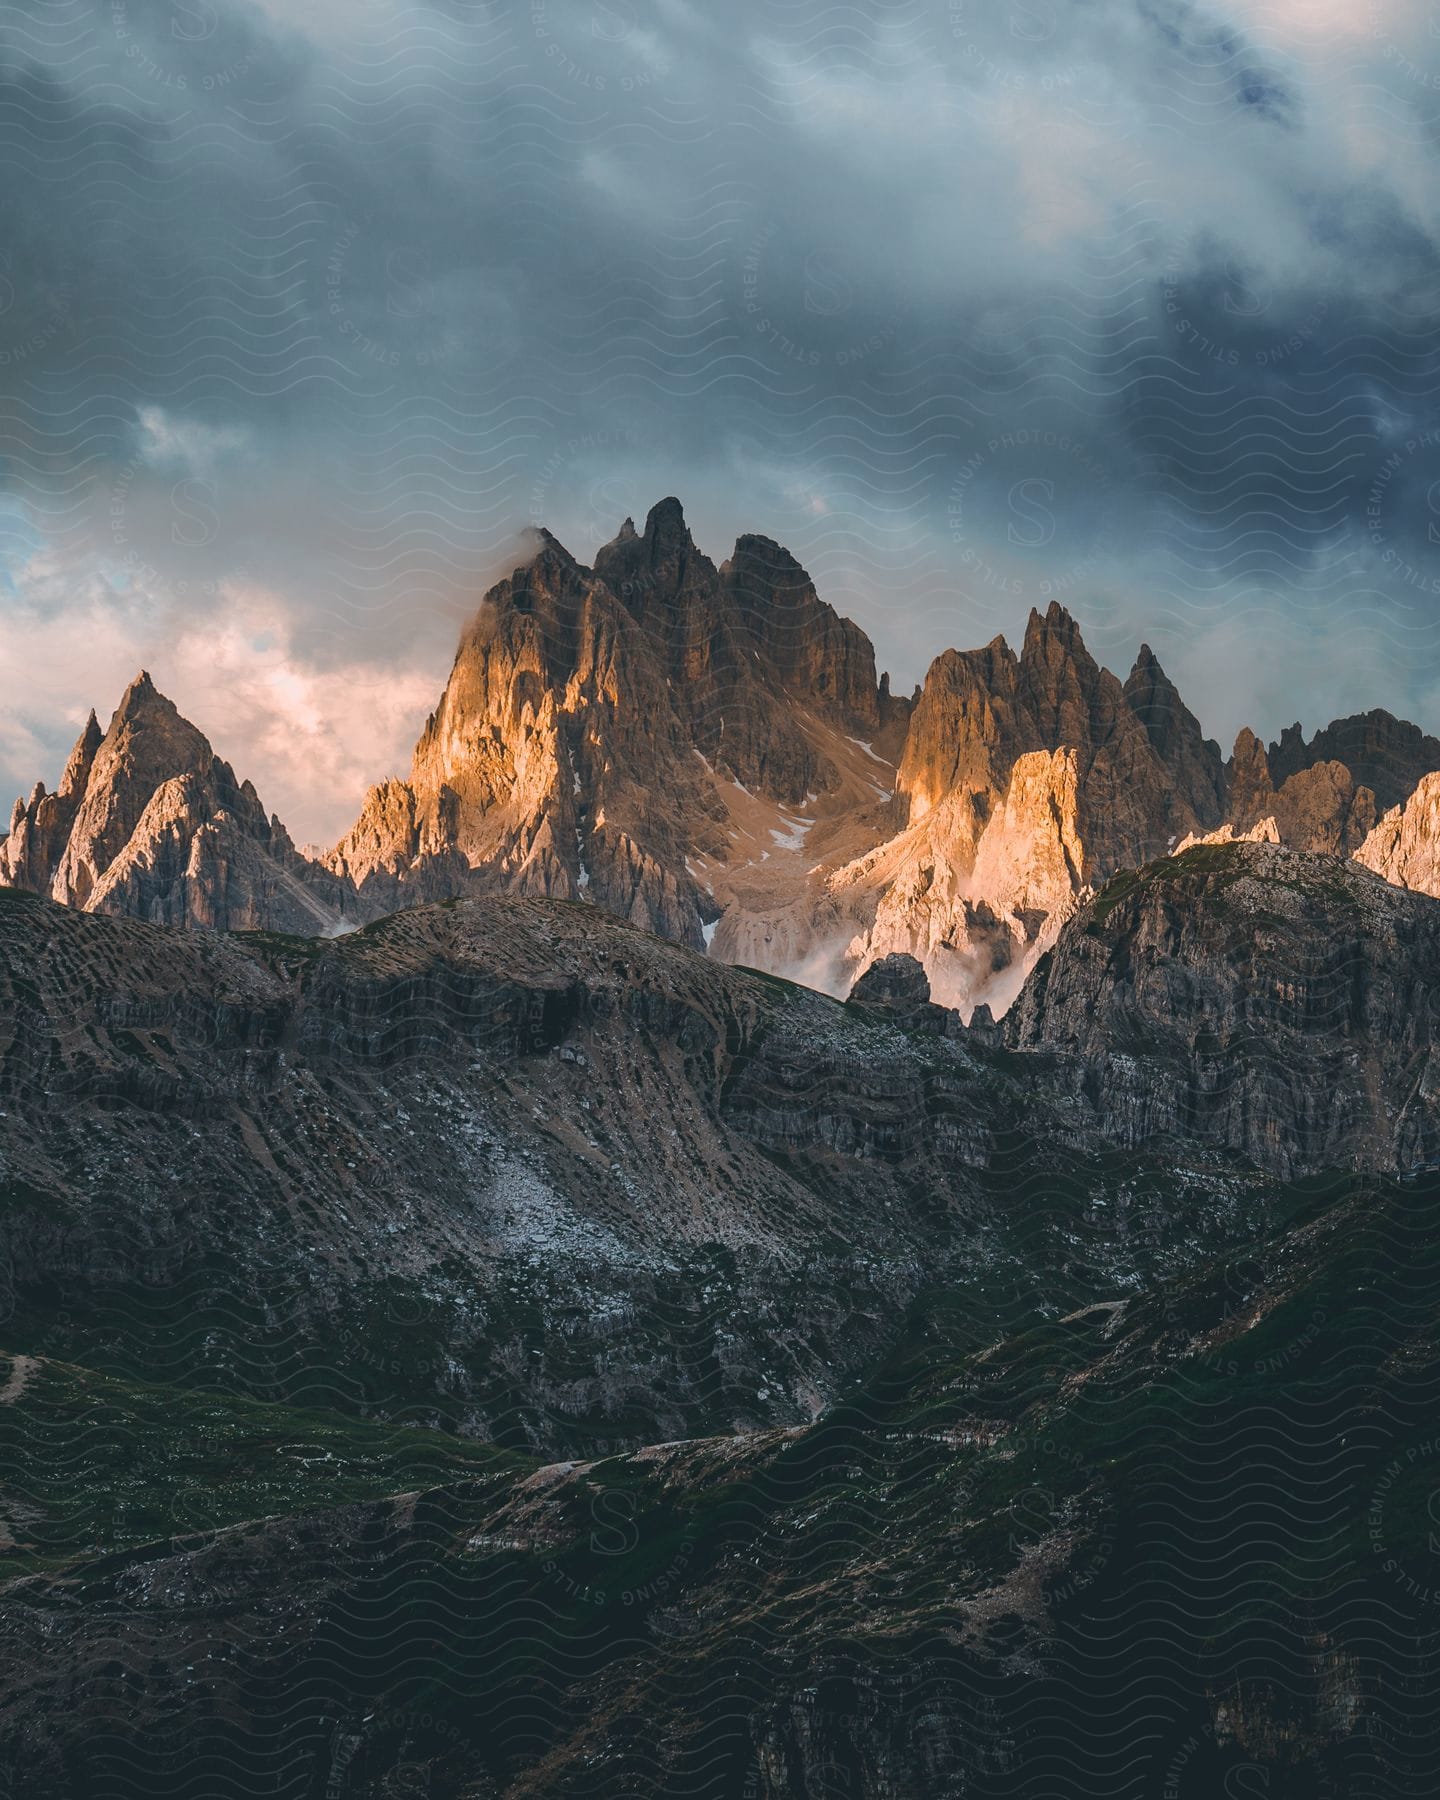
2, 0, 1440, 835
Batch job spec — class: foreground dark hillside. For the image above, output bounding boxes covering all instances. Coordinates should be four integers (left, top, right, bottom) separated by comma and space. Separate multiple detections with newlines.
0, 1168, 1435, 1796
0, 865, 1319, 1456
2, 843, 1440, 1793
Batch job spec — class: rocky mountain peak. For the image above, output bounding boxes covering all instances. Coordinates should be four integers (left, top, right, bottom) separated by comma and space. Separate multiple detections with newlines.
1015, 600, 1117, 752
110, 669, 207, 751
519, 528, 588, 601
1122, 642, 1179, 728
0, 674, 348, 933
46, 680, 216, 910
721, 532, 880, 728
1023, 598, 1088, 655
1271, 719, 1307, 769
643, 492, 691, 545
592, 495, 713, 631
1122, 640, 1226, 822
594, 494, 698, 576
1228, 725, 1272, 818
112, 668, 178, 726
862, 608, 1248, 1016
331, 503, 908, 953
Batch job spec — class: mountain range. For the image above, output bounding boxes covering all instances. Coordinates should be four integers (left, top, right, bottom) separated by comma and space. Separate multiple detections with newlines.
2, 838, 1440, 1794
9, 497, 1440, 1016
7, 501, 1440, 1794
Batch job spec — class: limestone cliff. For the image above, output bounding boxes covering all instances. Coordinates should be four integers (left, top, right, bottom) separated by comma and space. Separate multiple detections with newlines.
830, 605, 1226, 1015
1122, 641, 1227, 822
1354, 769, 1440, 896
329, 524, 726, 945
1268, 708, 1440, 812
8, 506, 1440, 1025
0, 709, 101, 895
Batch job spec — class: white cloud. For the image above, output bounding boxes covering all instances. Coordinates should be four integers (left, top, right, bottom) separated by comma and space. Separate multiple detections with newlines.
134, 407, 251, 474
0, 563, 444, 847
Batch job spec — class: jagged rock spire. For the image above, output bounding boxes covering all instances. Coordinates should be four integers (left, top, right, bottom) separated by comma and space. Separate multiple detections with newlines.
57, 710, 103, 801
1123, 642, 1225, 824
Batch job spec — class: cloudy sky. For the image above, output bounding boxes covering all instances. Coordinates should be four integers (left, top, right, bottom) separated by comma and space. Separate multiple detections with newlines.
3, 0, 1440, 841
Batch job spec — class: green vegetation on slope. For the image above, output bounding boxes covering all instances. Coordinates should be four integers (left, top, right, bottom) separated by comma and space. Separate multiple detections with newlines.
0, 1354, 528, 1581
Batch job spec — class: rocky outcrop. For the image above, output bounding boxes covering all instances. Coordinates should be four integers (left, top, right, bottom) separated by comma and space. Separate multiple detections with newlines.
1226, 728, 1377, 852
721, 530, 882, 731
329, 526, 726, 944
0, 709, 101, 893
1005, 840, 1440, 1176
1175, 815, 1281, 852
1122, 641, 1227, 821
1354, 769, 1440, 896
1274, 760, 1377, 851
1227, 725, 1275, 830
0, 675, 351, 934
849, 950, 932, 1012
890, 603, 1203, 869
592, 503, 886, 797
1268, 708, 1440, 812
833, 744, 1084, 1015
846, 950, 950, 1032
1014, 603, 1224, 866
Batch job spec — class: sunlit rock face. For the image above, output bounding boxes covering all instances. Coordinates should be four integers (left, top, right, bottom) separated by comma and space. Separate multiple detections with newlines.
1224, 725, 1377, 854
326, 499, 903, 953
828, 604, 1229, 1017
1354, 770, 1440, 898
1267, 709, 1440, 814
